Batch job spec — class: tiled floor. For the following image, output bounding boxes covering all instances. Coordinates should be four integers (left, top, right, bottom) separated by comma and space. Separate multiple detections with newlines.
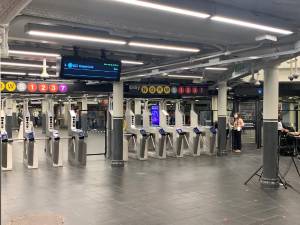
2, 130, 300, 225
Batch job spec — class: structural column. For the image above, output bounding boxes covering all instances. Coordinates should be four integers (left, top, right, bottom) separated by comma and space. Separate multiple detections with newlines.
134, 99, 142, 126
217, 82, 227, 156
111, 81, 124, 167
261, 64, 279, 188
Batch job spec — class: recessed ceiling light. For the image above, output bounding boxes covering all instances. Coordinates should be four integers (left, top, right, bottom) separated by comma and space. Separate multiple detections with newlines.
121, 60, 144, 65
129, 41, 200, 52
9, 50, 60, 58
0, 71, 26, 75
168, 74, 203, 79
0, 61, 45, 68
205, 67, 228, 71
111, 0, 210, 19
211, 16, 293, 35
27, 30, 127, 45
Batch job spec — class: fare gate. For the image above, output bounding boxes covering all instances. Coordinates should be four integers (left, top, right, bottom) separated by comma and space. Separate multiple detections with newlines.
79, 110, 107, 157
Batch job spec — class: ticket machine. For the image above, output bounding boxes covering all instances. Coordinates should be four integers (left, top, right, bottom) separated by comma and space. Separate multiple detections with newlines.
1, 110, 12, 171
45, 110, 62, 167
124, 100, 149, 160
68, 110, 87, 166
23, 100, 38, 169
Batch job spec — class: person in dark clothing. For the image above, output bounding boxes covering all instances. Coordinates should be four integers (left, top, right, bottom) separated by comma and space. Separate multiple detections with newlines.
232, 113, 244, 153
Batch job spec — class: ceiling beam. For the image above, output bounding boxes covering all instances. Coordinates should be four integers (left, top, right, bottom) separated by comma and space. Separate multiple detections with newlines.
0, 0, 31, 24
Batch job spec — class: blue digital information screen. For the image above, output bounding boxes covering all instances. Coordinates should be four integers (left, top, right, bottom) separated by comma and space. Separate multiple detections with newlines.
151, 105, 160, 127
60, 56, 121, 81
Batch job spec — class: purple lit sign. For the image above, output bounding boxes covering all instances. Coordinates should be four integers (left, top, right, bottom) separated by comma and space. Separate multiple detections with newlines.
151, 105, 160, 127
59, 84, 68, 93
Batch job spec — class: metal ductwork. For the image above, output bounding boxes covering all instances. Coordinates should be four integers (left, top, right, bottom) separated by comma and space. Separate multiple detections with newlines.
0, 0, 31, 24
0, 0, 32, 57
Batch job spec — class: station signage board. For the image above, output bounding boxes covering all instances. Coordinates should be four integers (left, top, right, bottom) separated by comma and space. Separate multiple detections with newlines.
0, 81, 69, 94
127, 84, 208, 98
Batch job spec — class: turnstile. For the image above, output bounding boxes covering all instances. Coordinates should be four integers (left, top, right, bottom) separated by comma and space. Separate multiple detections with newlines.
1, 131, 12, 171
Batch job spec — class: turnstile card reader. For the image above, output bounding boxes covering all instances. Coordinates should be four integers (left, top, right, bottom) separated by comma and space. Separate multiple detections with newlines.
1, 131, 12, 171
23, 103, 38, 169
191, 127, 202, 156
1, 110, 13, 171
124, 102, 149, 160
23, 130, 38, 169
45, 112, 63, 167
68, 110, 87, 166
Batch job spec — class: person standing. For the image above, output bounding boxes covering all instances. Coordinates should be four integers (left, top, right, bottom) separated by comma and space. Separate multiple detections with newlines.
33, 110, 39, 127
232, 113, 244, 153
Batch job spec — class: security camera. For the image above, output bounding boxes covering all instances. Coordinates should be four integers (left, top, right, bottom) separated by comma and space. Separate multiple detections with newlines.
288, 75, 294, 81
292, 73, 299, 79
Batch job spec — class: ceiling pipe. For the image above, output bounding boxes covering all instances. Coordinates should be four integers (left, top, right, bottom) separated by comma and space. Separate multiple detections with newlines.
122, 46, 300, 81
123, 43, 265, 76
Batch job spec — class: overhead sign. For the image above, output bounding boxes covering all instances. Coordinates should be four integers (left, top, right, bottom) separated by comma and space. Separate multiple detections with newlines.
0, 81, 70, 94
127, 84, 208, 97
0, 82, 5, 91
60, 56, 121, 81
6, 81, 17, 92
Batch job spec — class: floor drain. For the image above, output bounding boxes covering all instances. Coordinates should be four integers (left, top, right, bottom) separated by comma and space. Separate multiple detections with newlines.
7, 213, 64, 225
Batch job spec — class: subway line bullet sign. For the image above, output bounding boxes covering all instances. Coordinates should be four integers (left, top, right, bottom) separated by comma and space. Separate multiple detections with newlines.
0, 81, 69, 93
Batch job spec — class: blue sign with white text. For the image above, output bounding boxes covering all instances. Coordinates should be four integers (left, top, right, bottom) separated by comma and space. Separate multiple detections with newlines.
60, 56, 121, 81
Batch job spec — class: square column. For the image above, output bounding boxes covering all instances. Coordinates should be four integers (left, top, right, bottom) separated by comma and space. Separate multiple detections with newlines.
111, 81, 124, 167
261, 65, 279, 189
217, 82, 228, 156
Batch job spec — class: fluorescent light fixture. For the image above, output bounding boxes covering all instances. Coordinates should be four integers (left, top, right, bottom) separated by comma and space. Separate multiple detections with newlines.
168, 74, 203, 79
9, 50, 60, 58
248, 56, 260, 60
111, 0, 210, 19
121, 60, 144, 65
211, 16, 293, 35
129, 41, 200, 52
28, 30, 127, 45
28, 73, 57, 77
0, 71, 26, 75
0, 61, 45, 68
205, 67, 228, 71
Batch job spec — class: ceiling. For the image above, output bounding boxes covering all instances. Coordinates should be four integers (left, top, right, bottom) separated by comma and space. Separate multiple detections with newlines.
2, 0, 300, 83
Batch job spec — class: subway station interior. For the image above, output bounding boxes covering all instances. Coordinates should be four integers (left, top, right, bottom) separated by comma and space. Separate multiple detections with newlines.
1, 0, 300, 225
